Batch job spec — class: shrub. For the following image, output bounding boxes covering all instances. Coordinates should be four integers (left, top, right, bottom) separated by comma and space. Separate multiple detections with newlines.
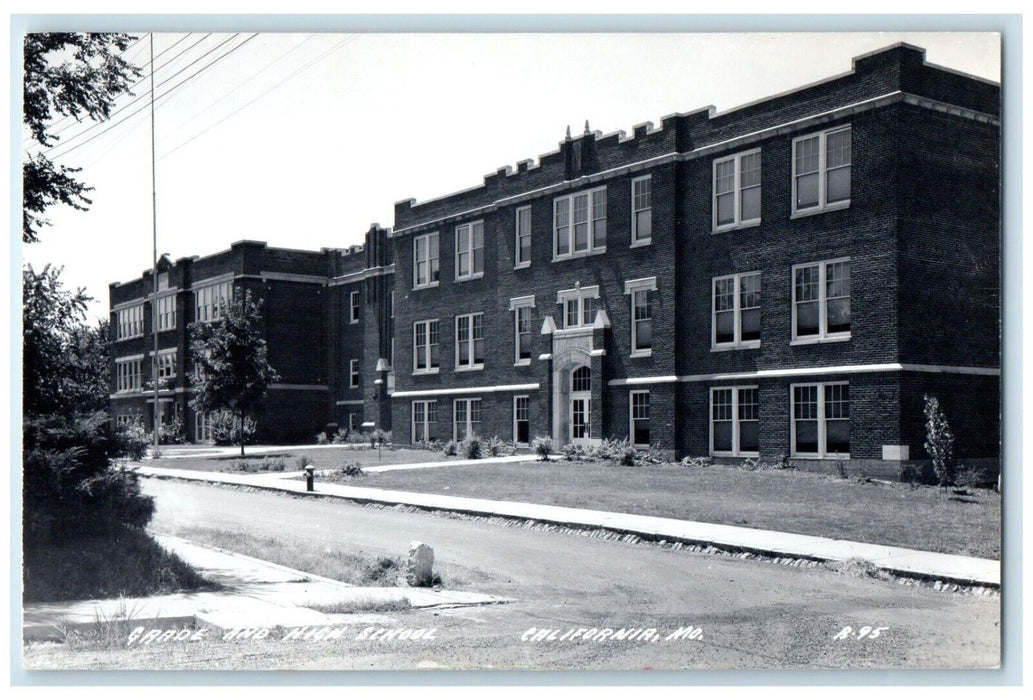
338, 461, 364, 477
834, 454, 849, 479
158, 415, 186, 445
741, 457, 760, 471
486, 436, 509, 457
924, 394, 957, 487
208, 413, 257, 447
23, 412, 155, 545
561, 443, 580, 461
614, 442, 639, 467
532, 436, 552, 461
773, 452, 794, 470
295, 456, 313, 470
461, 437, 483, 460
681, 455, 713, 468
233, 456, 287, 473
315, 432, 329, 445
113, 421, 149, 461
441, 439, 459, 456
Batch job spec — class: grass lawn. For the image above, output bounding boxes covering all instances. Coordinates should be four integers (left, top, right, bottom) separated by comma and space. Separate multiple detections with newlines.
357, 461, 1001, 559
23, 525, 215, 603
147, 445, 465, 472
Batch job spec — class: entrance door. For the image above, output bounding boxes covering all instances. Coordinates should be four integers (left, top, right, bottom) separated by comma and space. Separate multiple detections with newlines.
569, 366, 592, 445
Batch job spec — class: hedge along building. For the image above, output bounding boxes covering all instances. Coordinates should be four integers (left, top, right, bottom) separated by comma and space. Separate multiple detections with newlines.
386, 43, 1000, 473
108, 236, 395, 444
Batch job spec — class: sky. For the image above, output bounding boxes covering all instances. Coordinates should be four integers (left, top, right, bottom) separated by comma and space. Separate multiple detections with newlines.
19, 31, 1001, 321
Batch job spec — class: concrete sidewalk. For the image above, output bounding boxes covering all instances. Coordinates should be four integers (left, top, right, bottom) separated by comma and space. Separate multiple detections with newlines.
23, 533, 511, 642
137, 465, 1001, 588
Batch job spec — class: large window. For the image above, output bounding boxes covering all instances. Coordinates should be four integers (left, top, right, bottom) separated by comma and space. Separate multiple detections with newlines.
413, 319, 440, 373
792, 259, 850, 342
453, 398, 482, 441
713, 149, 761, 230
631, 176, 652, 245
412, 400, 438, 443
713, 272, 761, 349
515, 206, 532, 268
413, 232, 440, 288
710, 386, 759, 456
510, 296, 535, 365
793, 126, 851, 215
553, 186, 606, 259
116, 357, 142, 392
792, 383, 850, 457
630, 390, 650, 446
350, 290, 360, 323
455, 313, 484, 370
116, 304, 144, 340
455, 221, 484, 281
513, 395, 530, 445
155, 294, 176, 332
194, 281, 232, 323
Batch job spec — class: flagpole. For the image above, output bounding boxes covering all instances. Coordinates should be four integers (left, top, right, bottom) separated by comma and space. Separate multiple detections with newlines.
150, 33, 160, 456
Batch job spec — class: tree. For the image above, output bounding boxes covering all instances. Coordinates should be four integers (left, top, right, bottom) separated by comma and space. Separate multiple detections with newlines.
23, 32, 141, 243
190, 289, 280, 456
23, 264, 107, 416
924, 394, 957, 488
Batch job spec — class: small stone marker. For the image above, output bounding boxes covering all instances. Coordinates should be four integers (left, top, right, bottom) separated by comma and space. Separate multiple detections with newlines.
406, 541, 434, 587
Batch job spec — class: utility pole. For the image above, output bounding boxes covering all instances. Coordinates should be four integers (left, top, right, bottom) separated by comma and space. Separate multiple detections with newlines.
150, 33, 160, 457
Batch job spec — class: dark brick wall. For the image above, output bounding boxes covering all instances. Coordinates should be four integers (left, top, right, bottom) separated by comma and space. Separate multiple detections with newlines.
896, 105, 1000, 368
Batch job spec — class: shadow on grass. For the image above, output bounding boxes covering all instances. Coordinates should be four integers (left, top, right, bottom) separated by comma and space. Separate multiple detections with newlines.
24, 525, 219, 604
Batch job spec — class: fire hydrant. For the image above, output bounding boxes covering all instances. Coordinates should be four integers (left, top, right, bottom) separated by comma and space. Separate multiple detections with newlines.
304, 465, 315, 492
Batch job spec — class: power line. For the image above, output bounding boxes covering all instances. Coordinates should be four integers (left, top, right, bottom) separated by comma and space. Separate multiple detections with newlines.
47, 34, 259, 163
160, 33, 319, 142
160, 34, 358, 160
43, 33, 234, 159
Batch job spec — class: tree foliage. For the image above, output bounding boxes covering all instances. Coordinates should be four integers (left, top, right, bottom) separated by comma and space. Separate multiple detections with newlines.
23, 264, 109, 416
23, 265, 153, 548
923, 394, 957, 488
23, 32, 140, 243
190, 289, 280, 456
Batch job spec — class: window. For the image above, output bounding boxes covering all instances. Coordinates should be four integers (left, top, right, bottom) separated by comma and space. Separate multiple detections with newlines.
350, 359, 360, 388
515, 206, 532, 268
710, 386, 759, 456
792, 259, 850, 342
155, 294, 176, 332
453, 398, 482, 441
513, 396, 530, 444
116, 358, 142, 392
631, 176, 652, 245
194, 281, 232, 323
712, 272, 761, 349
413, 319, 440, 373
553, 186, 606, 259
713, 149, 761, 230
350, 291, 360, 323
630, 391, 650, 446
793, 126, 851, 215
510, 296, 535, 365
412, 400, 438, 443
155, 349, 177, 381
624, 277, 657, 356
348, 413, 359, 432
116, 304, 144, 340
792, 383, 850, 457
455, 313, 484, 370
557, 284, 600, 330
195, 411, 215, 443
413, 232, 440, 288
455, 221, 484, 281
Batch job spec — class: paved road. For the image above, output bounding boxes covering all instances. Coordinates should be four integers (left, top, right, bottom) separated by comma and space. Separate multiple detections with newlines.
31, 479, 1000, 671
